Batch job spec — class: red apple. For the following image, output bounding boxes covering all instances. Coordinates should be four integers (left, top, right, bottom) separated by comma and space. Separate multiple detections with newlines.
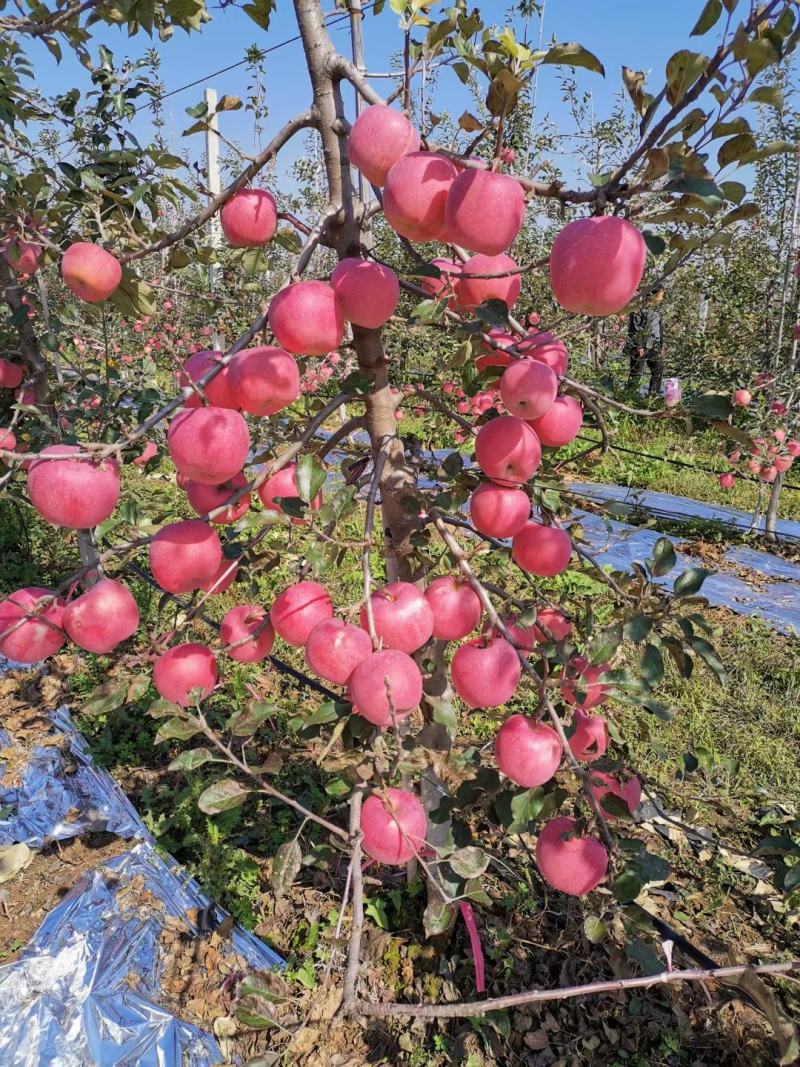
0, 428, 17, 452
331, 258, 400, 329
361, 581, 434, 654
63, 578, 139, 654
0, 587, 65, 663
348, 104, 420, 186
27, 445, 120, 528
167, 407, 250, 486
220, 604, 275, 662
456, 253, 521, 311
220, 188, 277, 247
495, 715, 562, 787
383, 152, 458, 242
512, 521, 572, 577
257, 463, 322, 523
468, 480, 530, 538
349, 649, 423, 727
587, 770, 641, 817
444, 169, 526, 255
199, 559, 238, 595
360, 788, 427, 865
268, 281, 344, 356
61, 242, 122, 302
732, 389, 751, 407
451, 635, 520, 708
305, 617, 372, 685
424, 575, 482, 641
270, 581, 333, 646
561, 657, 610, 711
153, 643, 218, 707
187, 474, 251, 524
549, 217, 646, 316
536, 816, 608, 895
567, 708, 609, 763
228, 345, 299, 417
475, 416, 541, 486
0, 359, 24, 389
418, 258, 462, 307
718, 472, 734, 489
527, 395, 583, 447
149, 519, 222, 594
500, 359, 558, 420
181, 351, 240, 410
524, 330, 569, 376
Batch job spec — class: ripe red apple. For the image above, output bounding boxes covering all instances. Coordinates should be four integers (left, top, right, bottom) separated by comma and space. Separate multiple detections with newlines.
424, 575, 482, 641
220, 188, 277, 247
444, 169, 526, 255
199, 559, 238, 595
475, 416, 541, 487
220, 604, 275, 662
587, 770, 642, 817
257, 463, 322, 523
330, 258, 400, 328
469, 481, 530, 539
529, 607, 572, 644
6, 237, 41, 274
0, 428, 17, 452
549, 217, 646, 316
149, 519, 222, 594
456, 253, 521, 311
521, 330, 569, 376
268, 281, 344, 356
27, 445, 120, 528
186, 474, 251, 524
228, 346, 299, 416
270, 580, 333, 646
499, 359, 558, 420
527, 395, 583, 447
167, 407, 250, 485
348, 104, 420, 186
732, 389, 751, 407
787, 440, 800, 457
305, 617, 372, 685
61, 242, 122, 302
63, 578, 139, 654
718, 472, 734, 490
512, 521, 572, 577
181, 351, 240, 410
561, 657, 610, 711
418, 258, 462, 307
383, 151, 458, 242
132, 440, 157, 467
495, 715, 562, 788
451, 635, 520, 708
567, 708, 609, 763
774, 455, 794, 473
535, 816, 608, 895
153, 643, 218, 707
360, 788, 427, 865
0, 587, 65, 663
361, 581, 434, 654
0, 359, 24, 389
349, 648, 423, 727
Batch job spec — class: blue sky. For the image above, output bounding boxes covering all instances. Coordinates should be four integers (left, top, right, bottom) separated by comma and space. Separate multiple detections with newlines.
25, 1, 739, 191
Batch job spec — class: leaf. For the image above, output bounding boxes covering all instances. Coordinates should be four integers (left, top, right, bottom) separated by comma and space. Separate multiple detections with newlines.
271, 839, 302, 896
216, 94, 242, 111
227, 701, 275, 737
601, 793, 635, 821
643, 231, 666, 256
691, 0, 722, 35
688, 391, 733, 419
126, 674, 151, 701
621, 66, 648, 115
169, 747, 214, 771
486, 69, 525, 116
689, 636, 728, 684
155, 716, 201, 743
449, 846, 489, 879
626, 937, 664, 976
585, 622, 622, 665
458, 110, 483, 132
720, 202, 760, 226
198, 778, 250, 814
624, 615, 653, 643
717, 132, 757, 168
640, 643, 665, 686
542, 42, 605, 76
295, 453, 326, 504
673, 567, 712, 597
665, 51, 708, 106
650, 536, 677, 577
583, 915, 607, 943
745, 38, 779, 79
749, 85, 783, 109
474, 299, 511, 327
613, 871, 643, 903
423, 897, 456, 937
739, 139, 795, 164
82, 681, 128, 717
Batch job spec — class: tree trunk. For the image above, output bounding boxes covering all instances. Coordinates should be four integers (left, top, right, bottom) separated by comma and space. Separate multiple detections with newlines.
764, 471, 784, 543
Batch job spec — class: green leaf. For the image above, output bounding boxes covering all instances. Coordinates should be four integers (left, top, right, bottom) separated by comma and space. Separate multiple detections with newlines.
640, 643, 665, 686
691, 0, 722, 35
745, 37, 779, 78
643, 231, 666, 256
168, 747, 214, 771
624, 615, 653, 643
585, 622, 622, 665
155, 715, 201, 743
423, 897, 456, 936
295, 453, 326, 504
486, 69, 525, 116
198, 778, 250, 814
650, 536, 677, 577
739, 139, 795, 164
449, 846, 489, 879
717, 132, 757, 168
665, 50, 708, 105
749, 85, 783, 109
583, 915, 607, 943
474, 298, 511, 328
673, 567, 712, 597
227, 701, 275, 737
271, 839, 302, 896
626, 937, 664, 976
613, 871, 643, 903
689, 636, 728, 684
235, 1008, 280, 1030
82, 681, 128, 717
542, 42, 605, 76
601, 793, 635, 821
688, 391, 733, 419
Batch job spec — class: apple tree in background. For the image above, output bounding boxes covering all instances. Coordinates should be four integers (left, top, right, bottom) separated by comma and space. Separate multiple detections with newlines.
1, 0, 799, 1021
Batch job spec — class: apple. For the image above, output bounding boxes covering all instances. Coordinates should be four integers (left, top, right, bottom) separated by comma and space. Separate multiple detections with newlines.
220, 188, 277, 247
475, 416, 541, 486
0, 428, 17, 452
527, 395, 583, 447
567, 708, 609, 763
330, 258, 400, 328
61, 242, 122, 302
549, 217, 646, 316
512, 521, 572, 577
500, 359, 558, 420
220, 604, 275, 662
469, 481, 530, 538
305, 617, 372, 685
521, 330, 569, 377
63, 578, 139, 654
587, 770, 642, 817
456, 253, 521, 311
27, 445, 120, 528
718, 472, 735, 489
535, 816, 608, 895
270, 580, 333, 646
180, 351, 240, 410
5, 237, 41, 274
360, 788, 427, 865
186, 473, 251, 524
451, 635, 520, 708
132, 441, 157, 468
153, 643, 218, 707
349, 648, 423, 727
0, 587, 65, 663
732, 389, 751, 407
167, 407, 250, 486
561, 657, 610, 711
257, 463, 322, 523
199, 559, 238, 595
361, 581, 434, 653
495, 715, 562, 787
444, 169, 526, 255
268, 281, 344, 355
774, 455, 793, 473
424, 575, 482, 641
383, 152, 458, 242
228, 345, 299, 417
348, 104, 420, 186
0, 359, 24, 389
418, 258, 462, 307
149, 519, 222, 594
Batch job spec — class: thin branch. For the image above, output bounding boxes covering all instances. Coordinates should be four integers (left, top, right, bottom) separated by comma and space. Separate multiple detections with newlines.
341, 787, 365, 1006
316, 415, 365, 458
363, 441, 392, 645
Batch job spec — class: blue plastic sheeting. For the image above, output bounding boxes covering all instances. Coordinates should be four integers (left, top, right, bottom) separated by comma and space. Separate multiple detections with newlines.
570, 481, 800, 544
0, 844, 283, 1067
577, 512, 800, 636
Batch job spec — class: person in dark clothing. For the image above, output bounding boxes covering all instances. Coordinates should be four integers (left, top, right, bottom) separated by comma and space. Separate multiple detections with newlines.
625, 287, 664, 395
